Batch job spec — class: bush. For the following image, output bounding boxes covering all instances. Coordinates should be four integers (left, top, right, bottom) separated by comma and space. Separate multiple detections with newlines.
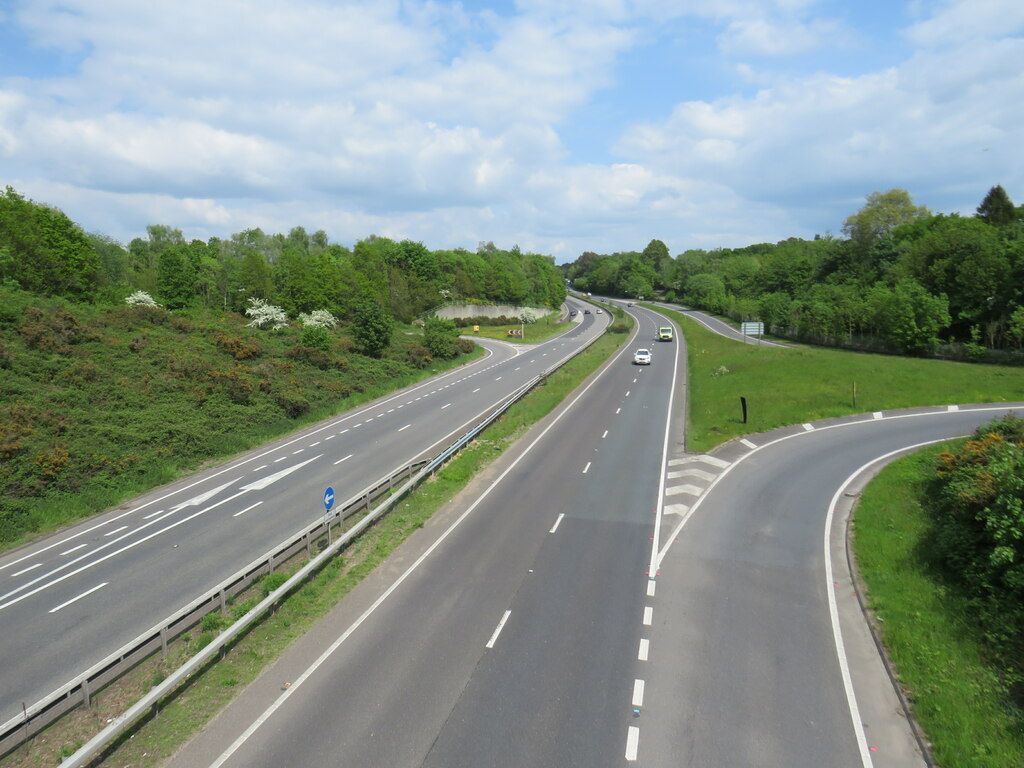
928, 415, 1024, 673
423, 317, 458, 359
609, 323, 629, 334
215, 333, 262, 360
260, 572, 289, 597
300, 325, 332, 353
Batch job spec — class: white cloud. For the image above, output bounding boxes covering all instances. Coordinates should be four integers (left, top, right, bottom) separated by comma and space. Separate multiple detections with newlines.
0, 0, 1021, 260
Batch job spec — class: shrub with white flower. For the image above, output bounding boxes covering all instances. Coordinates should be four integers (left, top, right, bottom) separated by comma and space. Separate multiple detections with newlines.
298, 309, 338, 329
518, 307, 546, 323
245, 297, 288, 330
125, 291, 160, 307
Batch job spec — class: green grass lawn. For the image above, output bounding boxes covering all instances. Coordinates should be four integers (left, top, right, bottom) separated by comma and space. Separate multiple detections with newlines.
653, 306, 1024, 453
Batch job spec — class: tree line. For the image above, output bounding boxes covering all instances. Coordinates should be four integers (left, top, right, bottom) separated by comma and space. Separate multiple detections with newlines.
565, 186, 1024, 357
0, 186, 567, 326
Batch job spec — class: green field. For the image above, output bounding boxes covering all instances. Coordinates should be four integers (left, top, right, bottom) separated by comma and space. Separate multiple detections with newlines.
653, 306, 1024, 453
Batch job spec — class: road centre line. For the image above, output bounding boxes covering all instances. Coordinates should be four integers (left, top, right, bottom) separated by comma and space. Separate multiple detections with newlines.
60, 544, 88, 556
646, 580, 656, 597
625, 726, 640, 761
485, 610, 512, 649
252, 464, 269, 471
324, 435, 334, 440
549, 513, 565, 533
638, 638, 649, 661
49, 582, 109, 614
310, 442, 321, 447
274, 457, 286, 463
333, 454, 354, 465
625, 390, 631, 397
632, 679, 645, 707
142, 509, 166, 520
233, 501, 264, 518
104, 526, 129, 537
441, 403, 451, 409
495, 376, 502, 381
643, 606, 653, 625
472, 388, 480, 393
616, 407, 621, 414
340, 429, 349, 434
398, 424, 411, 432
292, 449, 304, 454
602, 430, 608, 438
11, 563, 42, 577
582, 461, 591, 474
205, 332, 639, 768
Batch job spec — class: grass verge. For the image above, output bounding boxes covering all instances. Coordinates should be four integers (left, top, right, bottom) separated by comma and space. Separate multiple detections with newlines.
1, 319, 630, 768
852, 446, 1024, 767
651, 305, 1023, 453
466, 310, 569, 344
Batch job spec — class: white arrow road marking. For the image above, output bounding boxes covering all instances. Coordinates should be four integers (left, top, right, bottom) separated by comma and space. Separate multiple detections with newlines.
239, 456, 321, 492
170, 478, 240, 511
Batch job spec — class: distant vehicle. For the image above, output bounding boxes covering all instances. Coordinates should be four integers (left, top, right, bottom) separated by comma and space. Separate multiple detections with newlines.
584, 309, 591, 314
657, 327, 674, 341
633, 348, 652, 365
627, 302, 633, 307
595, 309, 602, 314
570, 309, 577, 316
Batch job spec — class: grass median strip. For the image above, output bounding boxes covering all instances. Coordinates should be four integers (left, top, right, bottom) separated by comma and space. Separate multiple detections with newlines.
2, 320, 630, 768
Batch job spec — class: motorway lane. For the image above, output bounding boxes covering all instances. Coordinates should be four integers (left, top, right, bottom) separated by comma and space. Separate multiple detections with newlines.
0, 302, 604, 724
637, 405, 1024, 767
167, 303, 684, 768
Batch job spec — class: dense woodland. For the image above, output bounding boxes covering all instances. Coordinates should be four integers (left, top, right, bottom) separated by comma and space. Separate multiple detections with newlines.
566, 186, 1024, 358
0, 186, 567, 321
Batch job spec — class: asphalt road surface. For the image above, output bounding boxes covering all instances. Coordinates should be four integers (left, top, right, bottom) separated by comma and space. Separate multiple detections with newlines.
0, 299, 605, 724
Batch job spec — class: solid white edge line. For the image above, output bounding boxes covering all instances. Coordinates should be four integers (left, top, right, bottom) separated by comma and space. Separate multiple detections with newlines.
485, 610, 512, 649
646, 313, 681, 584
655, 404, 1024, 571
824, 437, 952, 768
549, 513, 565, 534
625, 725, 640, 761
49, 582, 108, 614
207, 325, 638, 768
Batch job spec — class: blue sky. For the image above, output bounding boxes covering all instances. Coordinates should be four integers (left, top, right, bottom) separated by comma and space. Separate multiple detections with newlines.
1, 0, 1021, 262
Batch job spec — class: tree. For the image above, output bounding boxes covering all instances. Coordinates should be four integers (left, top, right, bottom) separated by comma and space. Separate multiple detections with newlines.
156, 245, 197, 309
843, 189, 931, 251
975, 185, 1016, 227
867, 279, 949, 354
351, 300, 393, 357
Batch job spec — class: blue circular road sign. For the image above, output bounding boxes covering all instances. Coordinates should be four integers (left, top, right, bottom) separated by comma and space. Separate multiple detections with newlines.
324, 486, 335, 511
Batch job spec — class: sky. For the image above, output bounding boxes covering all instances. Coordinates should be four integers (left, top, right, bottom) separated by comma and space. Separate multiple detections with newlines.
1, 0, 1021, 262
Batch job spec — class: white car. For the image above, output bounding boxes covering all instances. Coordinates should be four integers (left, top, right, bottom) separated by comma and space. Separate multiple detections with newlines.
633, 348, 651, 365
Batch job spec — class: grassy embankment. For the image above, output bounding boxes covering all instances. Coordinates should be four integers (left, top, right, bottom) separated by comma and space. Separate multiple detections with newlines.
2, 306, 632, 768
0, 287, 484, 551
663, 305, 1024, 766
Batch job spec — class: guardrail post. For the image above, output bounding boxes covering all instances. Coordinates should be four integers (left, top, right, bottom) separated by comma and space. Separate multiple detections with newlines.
219, 589, 227, 616
268, 552, 275, 573
82, 678, 92, 708
160, 626, 168, 658
305, 532, 310, 557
